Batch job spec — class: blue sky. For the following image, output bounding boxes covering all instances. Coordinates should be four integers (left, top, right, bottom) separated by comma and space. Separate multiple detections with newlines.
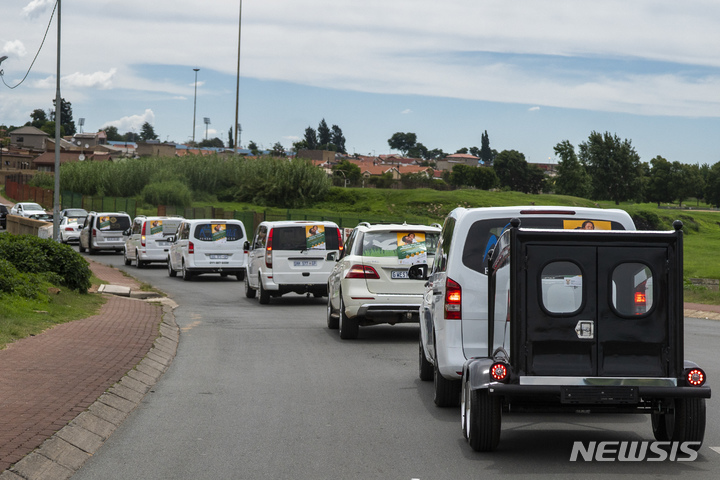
2, 0, 720, 165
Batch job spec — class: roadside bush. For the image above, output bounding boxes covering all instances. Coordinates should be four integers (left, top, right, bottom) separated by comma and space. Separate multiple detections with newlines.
631, 210, 664, 231
0, 235, 92, 293
0, 258, 43, 298
142, 180, 193, 208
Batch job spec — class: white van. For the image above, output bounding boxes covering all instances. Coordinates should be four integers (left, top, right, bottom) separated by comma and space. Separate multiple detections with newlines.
123, 215, 184, 268
79, 212, 132, 254
167, 219, 248, 281
244, 220, 342, 304
414, 206, 636, 407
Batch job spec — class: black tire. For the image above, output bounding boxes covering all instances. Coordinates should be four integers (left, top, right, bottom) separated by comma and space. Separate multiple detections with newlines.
244, 274, 256, 298
182, 261, 193, 281
236, 270, 245, 281
338, 294, 358, 339
136, 250, 145, 268
79, 242, 86, 253
652, 398, 706, 448
434, 352, 461, 407
419, 338, 433, 381
327, 294, 339, 330
258, 278, 270, 304
167, 257, 177, 277
467, 388, 502, 452
123, 249, 131, 266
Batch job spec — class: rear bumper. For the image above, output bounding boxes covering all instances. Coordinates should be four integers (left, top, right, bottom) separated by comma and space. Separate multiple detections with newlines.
486, 383, 711, 401
355, 304, 420, 323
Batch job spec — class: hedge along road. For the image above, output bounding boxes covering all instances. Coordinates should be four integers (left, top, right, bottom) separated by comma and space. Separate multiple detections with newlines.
72, 250, 720, 480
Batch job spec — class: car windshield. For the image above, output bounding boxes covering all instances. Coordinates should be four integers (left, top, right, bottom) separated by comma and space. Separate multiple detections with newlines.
24, 203, 43, 210
361, 231, 439, 256
64, 209, 87, 216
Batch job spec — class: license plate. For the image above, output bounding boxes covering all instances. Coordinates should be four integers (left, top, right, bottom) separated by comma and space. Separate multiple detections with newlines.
107, 237, 121, 242
156, 241, 168, 246
293, 260, 317, 267
391, 270, 409, 279
209, 254, 228, 260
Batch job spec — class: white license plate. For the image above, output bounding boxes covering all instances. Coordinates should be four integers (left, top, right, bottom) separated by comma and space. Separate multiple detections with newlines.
209, 254, 228, 260
391, 270, 409, 279
293, 260, 317, 267
107, 237, 121, 242
156, 241, 168, 246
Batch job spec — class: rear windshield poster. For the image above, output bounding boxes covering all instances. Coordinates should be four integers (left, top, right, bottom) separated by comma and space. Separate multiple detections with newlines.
211, 224, 227, 243
306, 225, 326, 249
98, 216, 114, 230
564, 219, 611, 230
397, 232, 426, 265
150, 220, 163, 236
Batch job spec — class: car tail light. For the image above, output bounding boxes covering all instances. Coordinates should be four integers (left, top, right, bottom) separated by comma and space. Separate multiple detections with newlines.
141, 222, 146, 247
345, 264, 380, 279
337, 228, 344, 253
64, 227, 74, 232
444, 278, 461, 320
634, 285, 647, 315
685, 368, 706, 387
92, 228, 97, 237
490, 362, 509, 382
265, 228, 274, 268
188, 241, 194, 254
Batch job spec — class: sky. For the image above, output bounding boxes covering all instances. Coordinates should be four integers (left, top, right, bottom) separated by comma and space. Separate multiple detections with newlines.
1, 0, 720, 165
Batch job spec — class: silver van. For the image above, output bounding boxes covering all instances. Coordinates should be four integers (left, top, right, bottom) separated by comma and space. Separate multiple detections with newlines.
244, 220, 342, 304
123, 215, 184, 268
79, 212, 132, 254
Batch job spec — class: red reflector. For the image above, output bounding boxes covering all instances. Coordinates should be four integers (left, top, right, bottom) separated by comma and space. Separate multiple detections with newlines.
266, 228, 274, 268
490, 363, 509, 382
345, 265, 379, 279
686, 368, 706, 387
444, 278, 461, 320
519, 210, 575, 215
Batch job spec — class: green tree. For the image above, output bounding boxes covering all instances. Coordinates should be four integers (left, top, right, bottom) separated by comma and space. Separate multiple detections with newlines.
140, 122, 158, 141
40, 121, 64, 137
493, 150, 530, 192
331, 124, 346, 154
579, 131, 643, 205
332, 160, 362, 186
388, 132, 417, 157
30, 109, 48, 129
646, 156, 674, 206
553, 140, 590, 198
304, 127, 318, 150
123, 131, 140, 142
248, 141, 260, 156
270, 142, 286, 157
102, 126, 122, 141
672, 162, 703, 207
455, 147, 469, 154
408, 143, 428, 160
479, 130, 494, 166
704, 162, 720, 208
317, 119, 331, 148
228, 126, 234, 149
199, 137, 224, 148
51, 98, 76, 136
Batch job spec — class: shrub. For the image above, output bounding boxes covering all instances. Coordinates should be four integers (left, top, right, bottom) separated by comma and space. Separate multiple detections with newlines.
142, 180, 193, 208
0, 258, 44, 298
0, 235, 92, 293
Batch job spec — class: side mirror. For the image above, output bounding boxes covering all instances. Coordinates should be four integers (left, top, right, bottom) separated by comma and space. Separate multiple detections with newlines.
326, 251, 337, 262
408, 264, 429, 280
123, 228, 131, 236
166, 235, 176, 243
243, 240, 250, 250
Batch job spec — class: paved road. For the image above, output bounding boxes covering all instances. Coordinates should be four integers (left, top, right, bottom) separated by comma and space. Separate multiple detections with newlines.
65, 252, 720, 479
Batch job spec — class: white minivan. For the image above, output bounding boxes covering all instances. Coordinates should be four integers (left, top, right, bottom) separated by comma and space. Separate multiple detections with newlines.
244, 220, 342, 304
414, 206, 636, 407
123, 215, 184, 268
167, 218, 248, 281
79, 211, 132, 254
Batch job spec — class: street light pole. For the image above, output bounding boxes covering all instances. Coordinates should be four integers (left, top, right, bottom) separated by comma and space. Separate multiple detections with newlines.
234, 0, 243, 155
192, 68, 199, 144
53, 0, 62, 241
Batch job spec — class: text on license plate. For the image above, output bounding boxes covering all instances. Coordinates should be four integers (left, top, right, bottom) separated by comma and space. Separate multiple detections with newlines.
107, 237, 121, 242
391, 270, 409, 279
209, 254, 228, 259
293, 260, 317, 267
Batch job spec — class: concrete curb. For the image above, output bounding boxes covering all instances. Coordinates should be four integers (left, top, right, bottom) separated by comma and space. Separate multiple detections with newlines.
1, 297, 179, 480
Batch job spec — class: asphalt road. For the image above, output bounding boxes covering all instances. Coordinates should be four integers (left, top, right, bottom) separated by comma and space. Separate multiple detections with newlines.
71, 251, 720, 479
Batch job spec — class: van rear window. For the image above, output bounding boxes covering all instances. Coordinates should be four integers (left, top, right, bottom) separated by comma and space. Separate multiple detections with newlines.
97, 215, 131, 231
462, 217, 627, 274
272, 226, 340, 250
193, 223, 245, 242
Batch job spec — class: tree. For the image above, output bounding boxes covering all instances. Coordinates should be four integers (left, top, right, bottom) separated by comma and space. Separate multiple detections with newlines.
579, 131, 643, 205
331, 124, 346, 154
199, 137, 224, 148
455, 147, 469, 154
123, 131, 140, 142
388, 132, 417, 157
51, 98, 76, 136
645, 156, 674, 206
493, 150, 531, 192
102, 126, 122, 141
270, 142, 286, 157
30, 109, 48, 129
140, 122, 158, 141
479, 130, 494, 166
40, 121, 64, 137
553, 140, 590, 198
317, 119, 331, 148
332, 160, 362, 186
304, 127, 318, 150
672, 162, 703, 207
704, 162, 720, 208
408, 143, 428, 160
228, 126, 234, 149
248, 141, 260, 156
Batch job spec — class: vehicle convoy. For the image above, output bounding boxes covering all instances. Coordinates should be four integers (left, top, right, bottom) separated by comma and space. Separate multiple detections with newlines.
167, 218, 248, 281
245, 220, 342, 304
124, 215, 184, 268
452, 219, 710, 451
415, 206, 637, 408
326, 222, 441, 339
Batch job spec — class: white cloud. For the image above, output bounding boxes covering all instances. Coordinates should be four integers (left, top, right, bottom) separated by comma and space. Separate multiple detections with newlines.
22, 0, 54, 19
528, 107, 540, 112
2, 40, 27, 57
401, 109, 412, 115
101, 109, 156, 133
63, 69, 116, 89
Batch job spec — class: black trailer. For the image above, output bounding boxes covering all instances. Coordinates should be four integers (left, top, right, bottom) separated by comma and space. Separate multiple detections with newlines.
462, 219, 710, 452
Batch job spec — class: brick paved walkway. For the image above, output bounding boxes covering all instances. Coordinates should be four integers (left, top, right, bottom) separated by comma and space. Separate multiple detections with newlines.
0, 261, 163, 471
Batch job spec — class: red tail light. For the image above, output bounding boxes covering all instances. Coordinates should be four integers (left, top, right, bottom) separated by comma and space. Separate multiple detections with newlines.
265, 228, 274, 268
634, 290, 647, 315
337, 228, 344, 252
685, 368, 706, 387
141, 222, 146, 247
188, 241, 194, 254
444, 278, 461, 320
92, 228, 97, 237
490, 362, 509, 382
345, 264, 379, 279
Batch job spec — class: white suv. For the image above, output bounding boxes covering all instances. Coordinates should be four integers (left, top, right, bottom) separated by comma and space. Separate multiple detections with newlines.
415, 206, 636, 407
167, 218, 248, 281
124, 215, 184, 268
244, 220, 342, 304
326, 222, 441, 339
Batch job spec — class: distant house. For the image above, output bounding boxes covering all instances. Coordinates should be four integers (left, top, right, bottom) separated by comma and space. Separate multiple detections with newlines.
435, 153, 481, 171
297, 149, 335, 164
9, 126, 49, 150
32, 150, 115, 172
136, 141, 177, 157
71, 131, 107, 148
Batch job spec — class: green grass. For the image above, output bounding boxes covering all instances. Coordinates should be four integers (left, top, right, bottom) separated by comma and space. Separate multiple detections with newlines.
0, 287, 106, 349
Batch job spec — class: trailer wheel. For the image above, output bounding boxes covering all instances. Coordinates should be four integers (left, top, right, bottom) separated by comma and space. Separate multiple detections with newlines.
467, 388, 502, 452
652, 398, 706, 448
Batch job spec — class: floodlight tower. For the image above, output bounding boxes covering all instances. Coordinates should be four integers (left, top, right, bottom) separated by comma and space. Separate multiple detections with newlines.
192, 68, 200, 144
204, 117, 211, 141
